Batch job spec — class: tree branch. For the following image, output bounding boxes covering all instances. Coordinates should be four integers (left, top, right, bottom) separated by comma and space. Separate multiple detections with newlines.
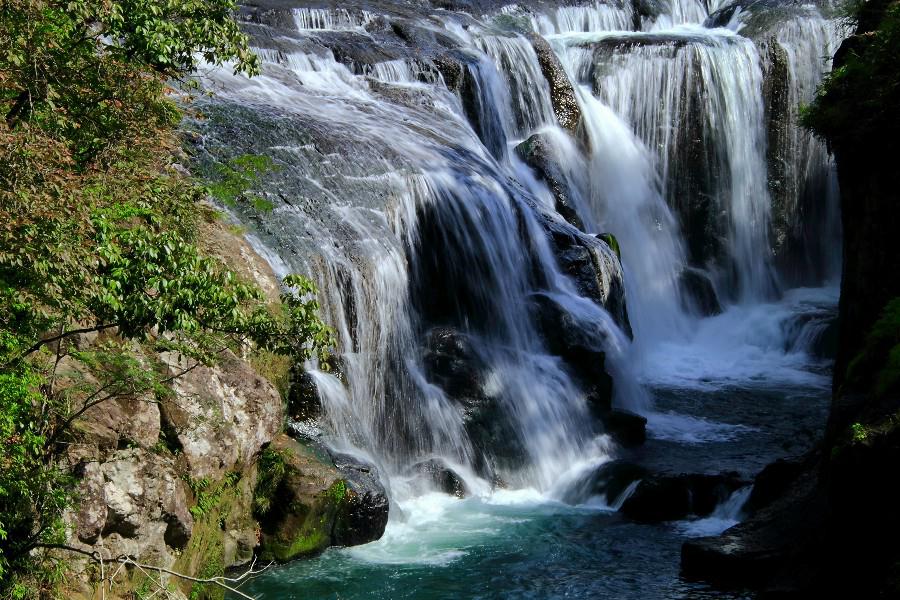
13, 323, 119, 364
36, 545, 273, 600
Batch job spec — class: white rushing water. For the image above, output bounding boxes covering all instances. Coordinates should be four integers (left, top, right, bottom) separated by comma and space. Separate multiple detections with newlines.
200, 0, 847, 559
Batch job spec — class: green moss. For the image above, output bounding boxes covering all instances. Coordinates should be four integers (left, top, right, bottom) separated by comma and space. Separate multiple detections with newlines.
173, 472, 253, 600
267, 528, 329, 562
328, 480, 347, 504
851, 422, 869, 443
253, 448, 288, 516
598, 233, 622, 260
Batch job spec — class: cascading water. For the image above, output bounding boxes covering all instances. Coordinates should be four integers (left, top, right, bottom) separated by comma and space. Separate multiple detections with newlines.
196, 1, 850, 596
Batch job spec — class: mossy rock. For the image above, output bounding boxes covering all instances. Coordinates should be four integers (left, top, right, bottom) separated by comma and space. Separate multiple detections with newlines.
172, 470, 257, 600
254, 435, 388, 562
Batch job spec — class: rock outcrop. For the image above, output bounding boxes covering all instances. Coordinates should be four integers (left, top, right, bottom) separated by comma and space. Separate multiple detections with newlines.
255, 435, 388, 561
60, 219, 389, 598
160, 348, 283, 480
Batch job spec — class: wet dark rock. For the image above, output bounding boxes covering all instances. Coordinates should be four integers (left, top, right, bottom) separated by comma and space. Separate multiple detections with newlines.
621, 472, 748, 523
809, 315, 839, 359
678, 267, 723, 316
744, 456, 807, 514
515, 133, 585, 229
413, 458, 469, 497
527, 33, 582, 133
605, 409, 648, 448
533, 295, 613, 381
422, 327, 528, 477
288, 369, 323, 421
561, 460, 648, 505
593, 461, 648, 505
332, 453, 391, 546
423, 327, 485, 403
680, 455, 826, 590
541, 218, 632, 335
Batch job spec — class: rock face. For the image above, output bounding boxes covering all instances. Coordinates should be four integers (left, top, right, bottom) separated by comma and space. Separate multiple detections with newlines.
59, 219, 389, 598
56, 354, 161, 451
256, 435, 388, 561
67, 448, 194, 564
160, 348, 283, 480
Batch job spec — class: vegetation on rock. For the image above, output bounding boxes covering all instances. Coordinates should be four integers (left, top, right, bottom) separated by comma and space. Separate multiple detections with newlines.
0, 1, 333, 595
803, 0, 900, 154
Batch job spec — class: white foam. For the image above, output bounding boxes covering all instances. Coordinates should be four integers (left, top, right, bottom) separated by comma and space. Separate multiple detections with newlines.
645, 411, 753, 443
674, 486, 752, 536
638, 287, 838, 391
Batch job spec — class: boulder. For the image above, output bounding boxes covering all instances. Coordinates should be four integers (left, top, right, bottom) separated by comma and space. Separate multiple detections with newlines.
561, 460, 648, 506
423, 327, 485, 404
540, 218, 632, 336
160, 348, 283, 480
621, 472, 748, 523
680, 458, 827, 590
331, 453, 391, 546
421, 326, 528, 478
532, 293, 614, 408
678, 267, 723, 316
412, 458, 469, 497
605, 410, 647, 448
256, 435, 388, 562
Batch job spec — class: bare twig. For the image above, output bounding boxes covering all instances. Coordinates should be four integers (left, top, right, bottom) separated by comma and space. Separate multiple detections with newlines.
37, 544, 273, 599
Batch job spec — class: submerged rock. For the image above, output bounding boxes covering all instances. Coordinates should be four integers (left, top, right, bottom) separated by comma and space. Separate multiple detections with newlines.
621, 472, 748, 523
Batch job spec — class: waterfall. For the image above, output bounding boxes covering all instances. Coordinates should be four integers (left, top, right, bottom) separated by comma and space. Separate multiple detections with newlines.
198, 0, 848, 507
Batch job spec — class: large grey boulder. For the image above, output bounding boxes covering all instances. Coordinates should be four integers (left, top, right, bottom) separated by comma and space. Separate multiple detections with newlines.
160, 348, 283, 480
